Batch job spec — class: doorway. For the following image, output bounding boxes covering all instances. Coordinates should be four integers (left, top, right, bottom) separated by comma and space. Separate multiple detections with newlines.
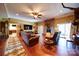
57, 23, 71, 39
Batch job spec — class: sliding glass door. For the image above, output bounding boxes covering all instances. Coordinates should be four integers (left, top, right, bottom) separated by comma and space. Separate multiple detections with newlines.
57, 23, 71, 39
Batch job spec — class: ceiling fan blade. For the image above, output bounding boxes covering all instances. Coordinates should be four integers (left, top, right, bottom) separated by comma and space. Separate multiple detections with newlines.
20, 4, 34, 15
39, 14, 48, 19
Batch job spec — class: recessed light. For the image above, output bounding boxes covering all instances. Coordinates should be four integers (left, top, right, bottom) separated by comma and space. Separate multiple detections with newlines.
16, 13, 19, 16
60, 10, 63, 13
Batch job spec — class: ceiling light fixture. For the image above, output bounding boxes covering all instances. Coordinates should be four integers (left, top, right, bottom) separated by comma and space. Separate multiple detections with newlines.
31, 12, 42, 19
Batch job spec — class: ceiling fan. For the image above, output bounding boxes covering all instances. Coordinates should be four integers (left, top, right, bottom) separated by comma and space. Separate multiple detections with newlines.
20, 8, 45, 20
20, 5, 49, 20
21, 10, 46, 20
31, 11, 42, 19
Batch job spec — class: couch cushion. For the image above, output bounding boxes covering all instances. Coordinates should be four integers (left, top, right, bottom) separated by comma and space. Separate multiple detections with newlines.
21, 31, 29, 45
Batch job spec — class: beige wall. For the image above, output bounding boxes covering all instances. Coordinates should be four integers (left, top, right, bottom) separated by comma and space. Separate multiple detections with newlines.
7, 18, 38, 33
53, 13, 74, 37
37, 12, 75, 37
3, 13, 75, 36
37, 19, 54, 34
9, 18, 34, 25
37, 22, 45, 34
53, 14, 74, 31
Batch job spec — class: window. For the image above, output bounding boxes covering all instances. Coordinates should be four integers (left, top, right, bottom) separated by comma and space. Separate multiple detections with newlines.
57, 23, 71, 38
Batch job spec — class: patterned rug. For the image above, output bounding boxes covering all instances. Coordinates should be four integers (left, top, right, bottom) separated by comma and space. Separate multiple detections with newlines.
4, 33, 26, 56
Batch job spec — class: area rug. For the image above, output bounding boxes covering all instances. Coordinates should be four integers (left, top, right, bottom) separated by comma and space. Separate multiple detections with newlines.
4, 33, 26, 56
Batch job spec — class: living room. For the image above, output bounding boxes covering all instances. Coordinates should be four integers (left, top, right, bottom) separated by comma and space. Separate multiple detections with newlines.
0, 3, 79, 56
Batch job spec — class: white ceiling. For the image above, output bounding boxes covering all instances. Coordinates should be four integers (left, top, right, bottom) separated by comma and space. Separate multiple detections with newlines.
0, 3, 79, 22
0, 4, 7, 18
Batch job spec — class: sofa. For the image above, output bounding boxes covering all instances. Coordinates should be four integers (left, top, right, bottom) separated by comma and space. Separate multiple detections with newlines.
20, 31, 39, 47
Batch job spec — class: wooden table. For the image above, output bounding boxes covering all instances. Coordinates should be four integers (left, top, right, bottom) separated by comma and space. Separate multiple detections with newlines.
44, 39, 54, 49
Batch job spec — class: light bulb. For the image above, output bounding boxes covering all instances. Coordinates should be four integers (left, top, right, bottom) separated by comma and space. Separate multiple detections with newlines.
34, 15, 37, 18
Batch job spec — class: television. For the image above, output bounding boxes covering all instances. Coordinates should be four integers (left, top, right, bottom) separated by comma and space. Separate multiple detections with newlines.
12, 25, 16, 27
24, 25, 32, 30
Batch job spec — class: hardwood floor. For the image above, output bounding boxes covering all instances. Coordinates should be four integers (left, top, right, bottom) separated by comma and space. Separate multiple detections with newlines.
18, 34, 79, 56
0, 33, 79, 56
0, 39, 7, 56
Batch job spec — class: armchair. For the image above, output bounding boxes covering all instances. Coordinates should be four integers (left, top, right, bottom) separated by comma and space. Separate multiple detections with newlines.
51, 32, 61, 45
